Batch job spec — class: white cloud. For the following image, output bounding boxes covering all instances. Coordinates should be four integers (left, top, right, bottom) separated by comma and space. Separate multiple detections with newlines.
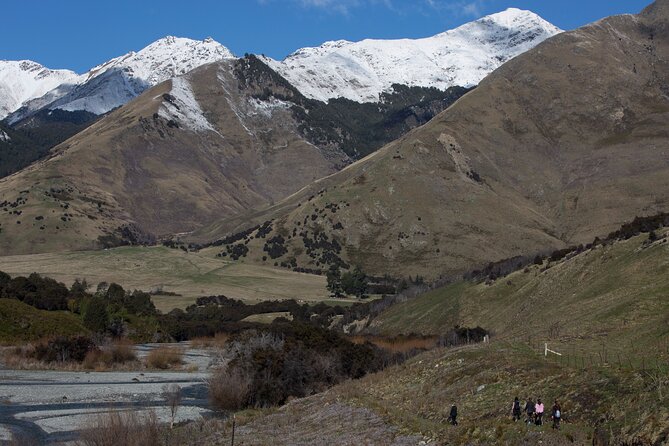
257, 0, 394, 15
424, 0, 488, 18
257, 0, 487, 18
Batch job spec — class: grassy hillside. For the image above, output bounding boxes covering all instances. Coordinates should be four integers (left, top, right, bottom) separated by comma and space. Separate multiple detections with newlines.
197, 341, 668, 445
371, 229, 669, 359
0, 246, 335, 312
0, 298, 88, 342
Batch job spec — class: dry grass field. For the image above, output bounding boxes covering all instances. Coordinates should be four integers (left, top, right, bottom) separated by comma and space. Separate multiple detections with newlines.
0, 246, 336, 312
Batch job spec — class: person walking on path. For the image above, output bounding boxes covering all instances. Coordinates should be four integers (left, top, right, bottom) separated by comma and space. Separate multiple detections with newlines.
535, 399, 545, 426
448, 404, 458, 426
524, 398, 535, 424
512, 397, 522, 422
552, 400, 562, 430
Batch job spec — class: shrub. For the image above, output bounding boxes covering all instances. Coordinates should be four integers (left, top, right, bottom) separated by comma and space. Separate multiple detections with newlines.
78, 410, 161, 446
209, 368, 253, 411
32, 336, 97, 363
210, 325, 387, 410
146, 346, 183, 369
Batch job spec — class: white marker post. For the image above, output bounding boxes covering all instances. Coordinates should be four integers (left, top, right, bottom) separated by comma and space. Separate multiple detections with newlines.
545, 343, 562, 357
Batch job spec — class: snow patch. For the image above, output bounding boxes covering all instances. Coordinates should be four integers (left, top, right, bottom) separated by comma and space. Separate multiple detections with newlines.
159, 76, 217, 133
0, 130, 10, 142
247, 97, 291, 117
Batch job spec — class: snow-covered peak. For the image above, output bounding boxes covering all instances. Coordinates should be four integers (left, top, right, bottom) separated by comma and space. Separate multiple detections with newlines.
84, 36, 234, 85
6, 37, 235, 119
265, 9, 562, 103
0, 60, 79, 119
471, 8, 556, 30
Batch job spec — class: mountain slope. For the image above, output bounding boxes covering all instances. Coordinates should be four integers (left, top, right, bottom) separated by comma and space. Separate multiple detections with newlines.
0, 48, 477, 255
0, 61, 79, 120
265, 8, 561, 102
194, 1, 669, 280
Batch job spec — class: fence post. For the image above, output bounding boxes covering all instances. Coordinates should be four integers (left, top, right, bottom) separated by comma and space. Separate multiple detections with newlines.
231, 414, 236, 446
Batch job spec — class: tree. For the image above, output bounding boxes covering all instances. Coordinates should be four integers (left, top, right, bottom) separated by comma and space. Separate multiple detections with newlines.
83, 296, 109, 333
106, 283, 126, 303
70, 278, 89, 297
326, 265, 343, 298
341, 266, 368, 298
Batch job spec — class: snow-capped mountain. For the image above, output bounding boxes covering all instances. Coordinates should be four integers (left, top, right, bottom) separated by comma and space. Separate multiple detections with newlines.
2, 9, 560, 121
264, 8, 562, 103
0, 61, 79, 120
5, 37, 234, 122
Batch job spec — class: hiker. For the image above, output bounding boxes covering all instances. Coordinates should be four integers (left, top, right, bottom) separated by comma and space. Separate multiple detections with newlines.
552, 400, 562, 430
524, 398, 535, 424
512, 397, 522, 422
448, 404, 458, 426
535, 398, 545, 426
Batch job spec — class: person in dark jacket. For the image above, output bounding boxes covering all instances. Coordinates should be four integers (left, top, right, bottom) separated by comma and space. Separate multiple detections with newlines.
552, 400, 562, 430
524, 398, 535, 424
448, 404, 458, 426
512, 397, 522, 421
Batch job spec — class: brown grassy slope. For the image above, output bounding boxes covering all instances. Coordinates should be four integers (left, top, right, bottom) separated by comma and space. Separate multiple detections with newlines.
0, 60, 347, 255
194, 3, 669, 280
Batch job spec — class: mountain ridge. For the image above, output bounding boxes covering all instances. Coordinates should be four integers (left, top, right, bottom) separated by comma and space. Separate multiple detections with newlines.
264, 8, 561, 102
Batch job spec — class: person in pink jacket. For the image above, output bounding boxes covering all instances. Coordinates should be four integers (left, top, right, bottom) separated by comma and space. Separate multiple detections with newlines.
535, 399, 545, 425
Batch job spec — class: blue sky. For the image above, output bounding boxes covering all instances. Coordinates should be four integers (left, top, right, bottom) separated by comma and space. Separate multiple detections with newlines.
0, 0, 652, 73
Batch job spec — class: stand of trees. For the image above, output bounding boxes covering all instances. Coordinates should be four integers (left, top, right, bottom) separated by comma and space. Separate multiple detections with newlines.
326, 266, 368, 298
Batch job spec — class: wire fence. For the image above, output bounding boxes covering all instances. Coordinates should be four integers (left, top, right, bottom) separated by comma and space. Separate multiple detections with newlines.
516, 336, 669, 373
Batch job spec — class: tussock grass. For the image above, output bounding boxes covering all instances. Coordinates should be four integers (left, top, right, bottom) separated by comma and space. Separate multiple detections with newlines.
146, 346, 184, 370
82, 340, 138, 370
78, 410, 161, 446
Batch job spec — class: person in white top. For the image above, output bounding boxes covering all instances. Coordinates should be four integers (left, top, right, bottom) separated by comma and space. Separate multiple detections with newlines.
535, 398, 545, 425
